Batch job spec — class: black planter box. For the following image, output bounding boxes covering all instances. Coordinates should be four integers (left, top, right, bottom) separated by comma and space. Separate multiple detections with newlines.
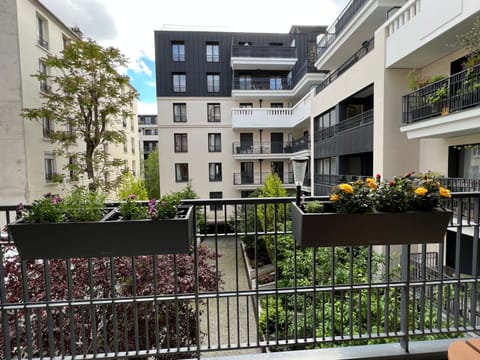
7, 206, 194, 260
291, 202, 452, 247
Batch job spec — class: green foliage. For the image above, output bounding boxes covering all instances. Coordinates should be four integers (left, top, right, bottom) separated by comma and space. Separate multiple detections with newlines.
18, 188, 105, 223
304, 200, 324, 213
62, 187, 106, 221
118, 194, 148, 220
117, 171, 148, 200
330, 180, 374, 214
149, 182, 199, 221
426, 85, 448, 104
21, 39, 138, 192
144, 148, 160, 199
407, 69, 446, 91
456, 16, 480, 68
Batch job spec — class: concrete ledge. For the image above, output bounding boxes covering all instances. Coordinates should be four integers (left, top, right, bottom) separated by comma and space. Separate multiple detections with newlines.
196, 339, 460, 360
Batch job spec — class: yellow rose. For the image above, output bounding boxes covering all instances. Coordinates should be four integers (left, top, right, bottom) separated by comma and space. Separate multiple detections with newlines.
366, 178, 377, 190
415, 187, 428, 196
330, 194, 339, 202
338, 183, 354, 194
439, 187, 451, 198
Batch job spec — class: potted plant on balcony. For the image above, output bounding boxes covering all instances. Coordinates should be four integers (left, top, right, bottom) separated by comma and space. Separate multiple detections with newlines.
291, 173, 452, 247
7, 188, 193, 260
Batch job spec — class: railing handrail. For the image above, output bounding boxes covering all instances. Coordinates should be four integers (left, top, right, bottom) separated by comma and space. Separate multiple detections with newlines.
231, 45, 297, 58
314, 109, 373, 141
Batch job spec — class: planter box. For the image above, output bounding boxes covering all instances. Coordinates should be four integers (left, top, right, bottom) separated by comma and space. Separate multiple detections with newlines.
291, 202, 452, 247
7, 206, 194, 260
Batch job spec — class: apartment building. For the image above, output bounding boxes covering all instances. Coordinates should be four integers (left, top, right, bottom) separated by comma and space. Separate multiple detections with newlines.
0, 0, 140, 204
138, 114, 159, 160
312, 0, 480, 195
155, 26, 326, 200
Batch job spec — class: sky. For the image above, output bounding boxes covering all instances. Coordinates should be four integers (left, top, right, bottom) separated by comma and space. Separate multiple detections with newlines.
41, 0, 349, 114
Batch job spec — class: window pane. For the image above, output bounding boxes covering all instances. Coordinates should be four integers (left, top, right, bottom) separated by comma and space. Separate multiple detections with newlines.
207, 103, 221, 122
206, 43, 219, 62
173, 74, 186, 92
172, 42, 185, 62
175, 163, 188, 182
207, 74, 220, 93
208, 133, 221, 152
209, 162, 222, 181
173, 103, 187, 122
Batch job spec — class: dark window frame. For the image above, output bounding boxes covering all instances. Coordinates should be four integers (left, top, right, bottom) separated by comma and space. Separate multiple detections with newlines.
209, 162, 222, 181
171, 41, 185, 62
174, 133, 188, 152
207, 103, 221, 122
206, 42, 220, 62
173, 103, 187, 122
173, 73, 186, 92
175, 163, 189, 182
207, 73, 220, 93
208, 133, 221, 152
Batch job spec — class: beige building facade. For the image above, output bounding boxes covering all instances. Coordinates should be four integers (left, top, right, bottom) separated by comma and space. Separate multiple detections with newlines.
0, 0, 139, 205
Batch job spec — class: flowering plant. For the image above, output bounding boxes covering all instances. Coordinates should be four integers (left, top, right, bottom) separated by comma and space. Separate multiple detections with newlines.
17, 188, 106, 223
328, 172, 451, 214
118, 194, 148, 220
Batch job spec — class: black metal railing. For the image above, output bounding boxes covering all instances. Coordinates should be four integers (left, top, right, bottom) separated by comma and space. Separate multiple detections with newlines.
232, 138, 309, 155
402, 64, 480, 124
316, 37, 374, 94
232, 171, 294, 185
314, 109, 373, 141
316, 0, 369, 59
232, 45, 297, 59
1, 193, 480, 359
232, 77, 292, 91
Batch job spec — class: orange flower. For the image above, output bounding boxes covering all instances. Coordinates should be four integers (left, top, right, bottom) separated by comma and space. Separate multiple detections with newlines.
366, 178, 377, 190
330, 194, 339, 201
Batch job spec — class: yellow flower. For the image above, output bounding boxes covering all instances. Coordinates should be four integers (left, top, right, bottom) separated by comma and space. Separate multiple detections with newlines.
414, 187, 428, 196
330, 194, 339, 202
366, 178, 377, 190
338, 183, 354, 194
439, 187, 451, 198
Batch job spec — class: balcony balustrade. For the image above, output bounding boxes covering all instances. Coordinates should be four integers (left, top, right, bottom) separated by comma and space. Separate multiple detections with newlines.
1, 192, 479, 359
231, 45, 297, 59
232, 138, 309, 156
232, 171, 294, 185
232, 76, 292, 91
402, 64, 480, 124
314, 109, 373, 141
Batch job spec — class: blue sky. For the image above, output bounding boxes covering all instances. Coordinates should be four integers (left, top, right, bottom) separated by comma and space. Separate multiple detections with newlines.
41, 0, 349, 114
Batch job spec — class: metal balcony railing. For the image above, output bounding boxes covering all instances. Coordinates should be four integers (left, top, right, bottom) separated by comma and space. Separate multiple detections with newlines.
232, 77, 292, 91
232, 138, 309, 155
231, 45, 297, 59
402, 64, 480, 124
232, 171, 294, 185
316, 0, 369, 60
1, 193, 480, 359
316, 37, 374, 94
314, 109, 373, 141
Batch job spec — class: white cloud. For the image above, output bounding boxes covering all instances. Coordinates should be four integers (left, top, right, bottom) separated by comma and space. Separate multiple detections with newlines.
137, 101, 157, 115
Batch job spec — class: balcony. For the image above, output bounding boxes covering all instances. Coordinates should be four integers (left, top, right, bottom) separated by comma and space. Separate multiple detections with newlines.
231, 93, 311, 129
232, 138, 309, 159
315, 0, 404, 71
233, 171, 294, 187
401, 65, 480, 139
1, 193, 479, 359
231, 45, 298, 70
385, 0, 480, 68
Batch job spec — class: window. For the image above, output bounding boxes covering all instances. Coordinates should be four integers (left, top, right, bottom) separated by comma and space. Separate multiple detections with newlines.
208, 133, 221, 152
174, 133, 188, 152
42, 116, 53, 138
44, 153, 56, 182
173, 103, 187, 122
173, 73, 186, 92
39, 60, 50, 92
209, 191, 223, 211
209, 163, 222, 181
207, 103, 221, 122
239, 103, 253, 108
172, 41, 185, 62
207, 73, 220, 93
271, 103, 283, 108
36, 14, 48, 49
206, 42, 219, 62
62, 34, 70, 49
132, 160, 137, 177
239, 75, 252, 90
175, 163, 189, 182
122, 116, 127, 128
270, 75, 282, 90
131, 137, 135, 154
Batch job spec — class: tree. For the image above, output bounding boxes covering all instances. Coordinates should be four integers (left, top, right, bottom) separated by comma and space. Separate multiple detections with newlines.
117, 171, 148, 200
21, 39, 138, 192
144, 148, 160, 199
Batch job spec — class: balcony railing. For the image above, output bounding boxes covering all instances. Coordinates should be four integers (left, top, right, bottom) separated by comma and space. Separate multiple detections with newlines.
233, 171, 294, 185
231, 45, 297, 59
232, 138, 309, 155
314, 109, 373, 141
316, 37, 374, 94
402, 64, 480, 124
232, 77, 292, 91
1, 193, 480, 359
316, 0, 369, 59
